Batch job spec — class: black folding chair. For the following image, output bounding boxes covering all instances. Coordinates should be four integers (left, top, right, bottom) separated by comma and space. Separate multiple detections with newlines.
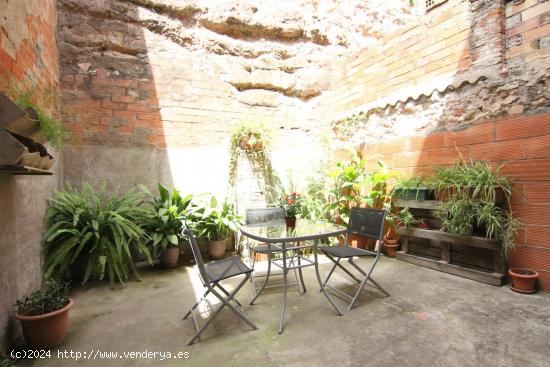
245, 208, 303, 304
319, 208, 389, 311
182, 224, 257, 345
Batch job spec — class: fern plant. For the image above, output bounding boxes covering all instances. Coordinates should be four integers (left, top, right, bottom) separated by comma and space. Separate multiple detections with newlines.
43, 183, 151, 287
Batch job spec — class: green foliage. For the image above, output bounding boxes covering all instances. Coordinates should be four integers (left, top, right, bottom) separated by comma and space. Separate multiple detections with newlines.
15, 93, 65, 150
140, 183, 193, 258
189, 196, 241, 242
389, 207, 418, 229
15, 280, 70, 316
228, 121, 281, 204
326, 152, 393, 225
435, 197, 520, 255
43, 183, 151, 287
428, 161, 512, 203
434, 198, 475, 234
429, 160, 519, 254
297, 169, 330, 221
279, 192, 302, 217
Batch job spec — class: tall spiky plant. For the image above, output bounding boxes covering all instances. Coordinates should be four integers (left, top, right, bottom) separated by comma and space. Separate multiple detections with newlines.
43, 183, 151, 287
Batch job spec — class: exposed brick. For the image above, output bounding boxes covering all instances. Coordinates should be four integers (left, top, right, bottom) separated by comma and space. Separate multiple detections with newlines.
525, 134, 550, 158
495, 113, 550, 141
527, 226, 550, 248
468, 139, 525, 161
445, 123, 495, 147
513, 204, 550, 226
111, 94, 136, 104
524, 182, 550, 203
409, 132, 447, 151
509, 245, 550, 271
502, 159, 550, 180
115, 79, 139, 88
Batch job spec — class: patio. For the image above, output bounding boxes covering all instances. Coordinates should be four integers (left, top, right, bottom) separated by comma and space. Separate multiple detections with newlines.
17, 258, 550, 367
1, 0, 550, 366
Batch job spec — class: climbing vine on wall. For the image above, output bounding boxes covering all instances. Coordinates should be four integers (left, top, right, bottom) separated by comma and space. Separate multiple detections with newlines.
228, 121, 281, 205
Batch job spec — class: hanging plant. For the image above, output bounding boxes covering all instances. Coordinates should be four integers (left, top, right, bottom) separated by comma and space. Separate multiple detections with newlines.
228, 121, 281, 204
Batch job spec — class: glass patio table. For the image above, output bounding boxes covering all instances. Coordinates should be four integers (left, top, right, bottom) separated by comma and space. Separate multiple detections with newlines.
240, 219, 347, 333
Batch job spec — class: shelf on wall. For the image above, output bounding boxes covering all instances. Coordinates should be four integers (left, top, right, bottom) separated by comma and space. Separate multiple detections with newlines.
0, 165, 53, 175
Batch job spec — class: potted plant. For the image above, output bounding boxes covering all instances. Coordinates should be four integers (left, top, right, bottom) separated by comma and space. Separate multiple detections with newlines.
392, 207, 419, 229
428, 161, 511, 203
279, 192, 302, 228
141, 183, 193, 268
508, 268, 539, 294
42, 183, 151, 287
434, 198, 475, 235
190, 196, 240, 259
393, 175, 433, 200
14, 281, 72, 349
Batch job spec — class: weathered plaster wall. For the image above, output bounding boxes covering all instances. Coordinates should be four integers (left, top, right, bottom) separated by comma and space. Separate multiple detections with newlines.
332, 0, 550, 289
56, 0, 418, 205
0, 0, 61, 352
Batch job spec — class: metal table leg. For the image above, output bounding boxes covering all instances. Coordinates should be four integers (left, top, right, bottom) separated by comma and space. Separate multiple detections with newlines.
250, 253, 273, 305
278, 243, 288, 334
314, 239, 343, 316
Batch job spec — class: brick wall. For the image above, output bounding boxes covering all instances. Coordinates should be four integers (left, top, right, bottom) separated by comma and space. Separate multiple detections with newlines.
0, 0, 60, 352
331, 0, 490, 115
505, 0, 550, 62
359, 113, 550, 290
330, 0, 550, 290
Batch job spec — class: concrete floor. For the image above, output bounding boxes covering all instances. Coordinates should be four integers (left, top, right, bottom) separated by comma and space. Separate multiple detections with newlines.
20, 257, 550, 367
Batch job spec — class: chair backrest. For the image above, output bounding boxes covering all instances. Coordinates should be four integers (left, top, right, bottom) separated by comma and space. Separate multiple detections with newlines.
347, 208, 386, 243
182, 223, 210, 285
246, 207, 285, 225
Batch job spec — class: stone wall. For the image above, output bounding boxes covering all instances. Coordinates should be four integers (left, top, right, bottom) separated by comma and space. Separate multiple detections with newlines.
56, 0, 418, 206
0, 0, 60, 352
331, 0, 550, 289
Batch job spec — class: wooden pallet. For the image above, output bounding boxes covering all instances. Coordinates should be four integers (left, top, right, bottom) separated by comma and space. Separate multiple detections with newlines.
395, 199, 505, 286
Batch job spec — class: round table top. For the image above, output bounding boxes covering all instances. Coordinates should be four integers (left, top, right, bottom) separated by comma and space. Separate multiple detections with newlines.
240, 219, 346, 243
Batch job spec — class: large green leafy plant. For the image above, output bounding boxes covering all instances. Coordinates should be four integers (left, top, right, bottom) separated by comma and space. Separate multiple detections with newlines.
189, 196, 241, 242
43, 183, 150, 287
141, 183, 193, 258
326, 152, 393, 225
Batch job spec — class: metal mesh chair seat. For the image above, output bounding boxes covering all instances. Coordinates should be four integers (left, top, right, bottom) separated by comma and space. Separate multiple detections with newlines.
251, 243, 282, 254
205, 256, 253, 283
319, 245, 375, 258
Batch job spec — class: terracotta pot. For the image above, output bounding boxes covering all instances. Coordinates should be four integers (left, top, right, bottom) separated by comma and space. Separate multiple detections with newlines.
160, 247, 180, 268
508, 268, 539, 294
208, 238, 229, 259
250, 247, 269, 262
15, 298, 73, 349
383, 243, 400, 258
416, 221, 429, 229
285, 216, 296, 228
348, 233, 368, 249
384, 237, 400, 246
